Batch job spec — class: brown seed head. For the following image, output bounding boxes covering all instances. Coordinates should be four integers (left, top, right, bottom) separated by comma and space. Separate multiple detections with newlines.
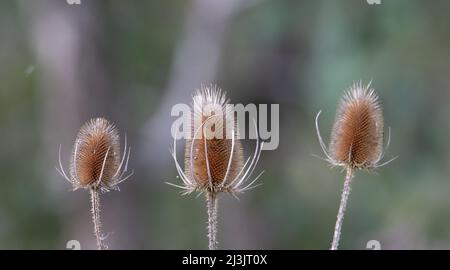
329, 82, 384, 169
184, 85, 244, 192
58, 118, 132, 191
170, 84, 263, 195
69, 118, 122, 189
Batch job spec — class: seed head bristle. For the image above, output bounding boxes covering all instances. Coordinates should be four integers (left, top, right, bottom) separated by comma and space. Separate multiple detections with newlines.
329, 82, 384, 169
169, 84, 265, 250
314, 82, 395, 250
186, 85, 244, 192
315, 82, 395, 170
57, 117, 133, 192
170, 84, 263, 195
57, 117, 133, 250
184, 133, 245, 191
70, 118, 120, 188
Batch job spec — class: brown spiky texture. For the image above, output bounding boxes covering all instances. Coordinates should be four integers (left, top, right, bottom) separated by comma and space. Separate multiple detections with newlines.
184, 136, 244, 191
184, 87, 244, 192
57, 117, 133, 250
315, 81, 396, 250
170, 85, 264, 196
316, 82, 394, 171
58, 118, 133, 192
330, 82, 384, 169
169, 84, 264, 250
71, 118, 120, 188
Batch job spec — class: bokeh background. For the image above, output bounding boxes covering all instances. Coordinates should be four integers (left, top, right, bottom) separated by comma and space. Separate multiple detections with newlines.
0, 0, 449, 249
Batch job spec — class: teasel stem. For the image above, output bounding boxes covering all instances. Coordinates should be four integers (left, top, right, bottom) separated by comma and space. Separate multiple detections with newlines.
206, 191, 218, 250
331, 167, 354, 250
90, 188, 105, 250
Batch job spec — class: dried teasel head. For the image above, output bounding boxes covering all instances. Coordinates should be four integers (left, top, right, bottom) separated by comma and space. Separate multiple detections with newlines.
316, 82, 396, 170
58, 118, 132, 191
169, 85, 264, 196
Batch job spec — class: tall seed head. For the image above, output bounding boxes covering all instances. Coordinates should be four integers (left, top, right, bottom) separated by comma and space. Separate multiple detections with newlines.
315, 82, 393, 170
170, 84, 263, 195
185, 86, 244, 192
329, 83, 383, 169
315, 82, 395, 251
57, 117, 133, 250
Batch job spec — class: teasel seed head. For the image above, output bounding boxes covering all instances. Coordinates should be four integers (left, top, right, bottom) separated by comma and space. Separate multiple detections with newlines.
316, 81, 396, 170
58, 117, 133, 192
169, 84, 264, 196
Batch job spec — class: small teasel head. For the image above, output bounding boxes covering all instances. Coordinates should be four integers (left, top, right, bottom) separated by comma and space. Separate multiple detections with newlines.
316, 81, 396, 170
58, 117, 132, 191
169, 84, 264, 196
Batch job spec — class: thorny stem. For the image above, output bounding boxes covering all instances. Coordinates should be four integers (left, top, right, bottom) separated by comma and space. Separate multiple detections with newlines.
206, 191, 218, 250
90, 188, 106, 250
331, 167, 354, 250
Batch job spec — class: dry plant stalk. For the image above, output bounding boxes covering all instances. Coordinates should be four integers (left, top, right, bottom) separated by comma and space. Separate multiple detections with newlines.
315, 82, 396, 250
58, 118, 133, 250
169, 85, 264, 250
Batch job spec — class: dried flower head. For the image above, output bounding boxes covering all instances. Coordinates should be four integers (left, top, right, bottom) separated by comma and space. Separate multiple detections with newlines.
169, 84, 264, 196
316, 82, 395, 170
169, 84, 264, 250
315, 81, 396, 250
57, 117, 132, 250
58, 117, 132, 192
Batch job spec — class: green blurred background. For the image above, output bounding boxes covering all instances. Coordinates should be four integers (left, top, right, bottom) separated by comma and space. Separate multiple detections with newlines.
0, 0, 449, 249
